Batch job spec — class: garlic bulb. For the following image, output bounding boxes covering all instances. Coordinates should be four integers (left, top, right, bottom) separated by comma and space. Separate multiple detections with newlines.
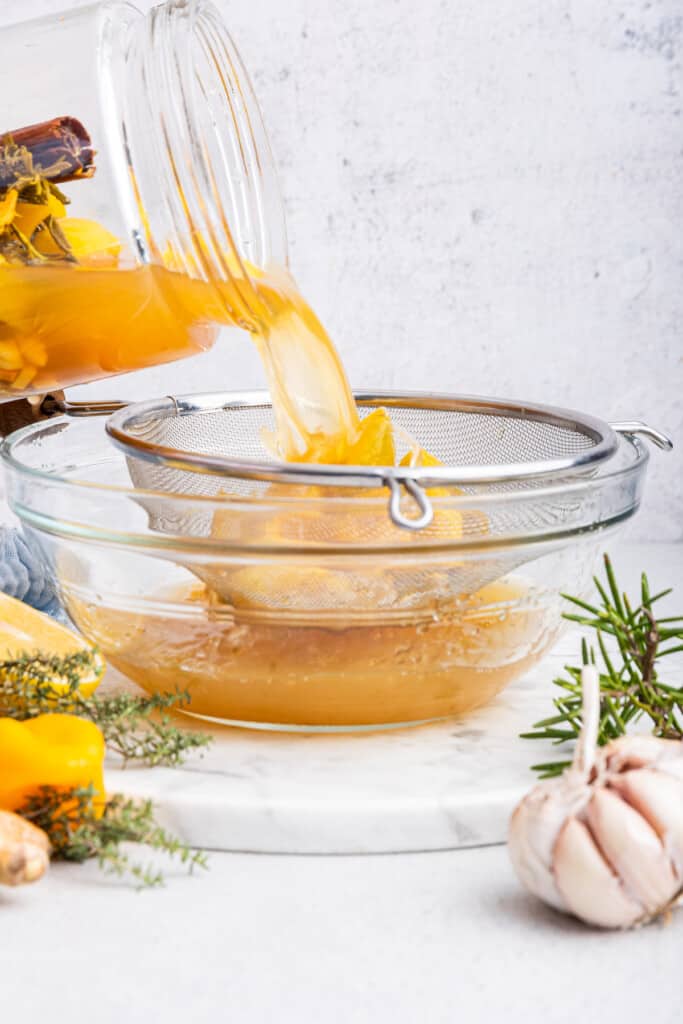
508, 666, 683, 929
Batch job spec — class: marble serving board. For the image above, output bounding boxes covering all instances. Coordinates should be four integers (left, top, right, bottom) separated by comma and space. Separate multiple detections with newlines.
102, 543, 682, 854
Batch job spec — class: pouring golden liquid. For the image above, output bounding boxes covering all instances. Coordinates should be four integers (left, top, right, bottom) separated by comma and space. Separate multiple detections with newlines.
0, 192, 552, 726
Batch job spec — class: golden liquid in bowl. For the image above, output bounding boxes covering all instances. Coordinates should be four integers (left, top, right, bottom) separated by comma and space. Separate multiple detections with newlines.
64, 578, 555, 728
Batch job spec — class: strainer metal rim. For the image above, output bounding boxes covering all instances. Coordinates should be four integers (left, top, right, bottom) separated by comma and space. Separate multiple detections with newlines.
105, 389, 620, 489
104, 389, 675, 531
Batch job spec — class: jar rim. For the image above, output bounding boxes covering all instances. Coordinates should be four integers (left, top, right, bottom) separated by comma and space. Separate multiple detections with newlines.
98, 0, 287, 313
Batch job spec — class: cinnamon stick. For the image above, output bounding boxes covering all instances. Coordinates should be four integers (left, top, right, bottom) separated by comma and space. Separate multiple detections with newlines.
0, 116, 95, 188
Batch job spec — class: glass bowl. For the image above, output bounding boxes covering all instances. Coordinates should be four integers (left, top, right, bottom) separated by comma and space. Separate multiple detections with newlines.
1, 412, 649, 729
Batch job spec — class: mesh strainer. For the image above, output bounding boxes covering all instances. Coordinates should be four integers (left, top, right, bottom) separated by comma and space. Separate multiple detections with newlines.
103, 391, 671, 513
86, 389, 671, 604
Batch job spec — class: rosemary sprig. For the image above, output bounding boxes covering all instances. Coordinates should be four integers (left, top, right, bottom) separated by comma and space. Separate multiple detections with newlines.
522, 554, 683, 778
0, 650, 211, 767
19, 785, 208, 888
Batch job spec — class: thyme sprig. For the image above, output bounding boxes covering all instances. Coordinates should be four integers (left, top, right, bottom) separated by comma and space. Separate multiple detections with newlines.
522, 554, 683, 778
78, 689, 211, 767
19, 785, 208, 888
0, 650, 211, 767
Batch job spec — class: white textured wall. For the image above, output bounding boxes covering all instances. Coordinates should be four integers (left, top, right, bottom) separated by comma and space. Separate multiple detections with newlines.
2, 0, 682, 539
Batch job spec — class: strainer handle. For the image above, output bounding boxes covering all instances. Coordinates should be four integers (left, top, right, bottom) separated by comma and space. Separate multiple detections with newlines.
611, 422, 674, 451
39, 395, 128, 417
387, 477, 434, 531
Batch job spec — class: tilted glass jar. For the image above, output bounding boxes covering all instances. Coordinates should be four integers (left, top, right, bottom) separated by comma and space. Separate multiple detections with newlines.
0, 0, 285, 401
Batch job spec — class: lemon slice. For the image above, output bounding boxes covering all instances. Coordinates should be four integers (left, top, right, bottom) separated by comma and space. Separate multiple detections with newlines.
0, 593, 104, 698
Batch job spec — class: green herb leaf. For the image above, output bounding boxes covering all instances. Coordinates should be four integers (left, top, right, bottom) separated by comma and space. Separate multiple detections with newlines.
522, 554, 683, 776
19, 785, 208, 888
0, 650, 211, 768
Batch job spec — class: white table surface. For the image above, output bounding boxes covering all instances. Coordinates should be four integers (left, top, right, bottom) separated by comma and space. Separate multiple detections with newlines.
3, 844, 682, 1023
2, 540, 683, 1022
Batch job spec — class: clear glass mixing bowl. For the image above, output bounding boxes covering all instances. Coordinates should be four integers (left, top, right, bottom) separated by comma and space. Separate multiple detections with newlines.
1, 411, 649, 729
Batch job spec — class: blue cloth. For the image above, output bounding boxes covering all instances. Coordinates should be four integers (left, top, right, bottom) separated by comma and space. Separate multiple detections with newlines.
0, 527, 61, 616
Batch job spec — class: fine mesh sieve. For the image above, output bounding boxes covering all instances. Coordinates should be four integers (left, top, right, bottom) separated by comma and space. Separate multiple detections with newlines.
95, 390, 672, 607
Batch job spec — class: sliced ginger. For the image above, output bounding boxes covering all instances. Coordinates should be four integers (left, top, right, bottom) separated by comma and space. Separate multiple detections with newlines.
0, 810, 50, 887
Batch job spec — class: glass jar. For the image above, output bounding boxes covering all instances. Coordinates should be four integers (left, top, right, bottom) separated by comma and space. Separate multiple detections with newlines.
0, 0, 285, 401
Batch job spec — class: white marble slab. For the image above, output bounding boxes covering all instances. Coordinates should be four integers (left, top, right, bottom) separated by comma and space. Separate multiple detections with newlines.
104, 542, 683, 855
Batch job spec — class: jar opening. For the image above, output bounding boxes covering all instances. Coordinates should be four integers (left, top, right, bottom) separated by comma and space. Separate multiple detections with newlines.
99, 0, 287, 324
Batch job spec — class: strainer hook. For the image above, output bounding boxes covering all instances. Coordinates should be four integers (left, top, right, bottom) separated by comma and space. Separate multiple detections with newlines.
611, 422, 674, 452
387, 476, 434, 531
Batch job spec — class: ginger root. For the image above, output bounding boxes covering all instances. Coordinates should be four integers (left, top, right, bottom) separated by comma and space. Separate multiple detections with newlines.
0, 809, 51, 886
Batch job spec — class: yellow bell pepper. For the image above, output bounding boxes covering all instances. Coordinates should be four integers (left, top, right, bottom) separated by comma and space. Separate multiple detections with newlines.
0, 714, 105, 812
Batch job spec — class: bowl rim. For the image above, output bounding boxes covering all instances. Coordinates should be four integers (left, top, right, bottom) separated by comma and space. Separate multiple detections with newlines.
0, 404, 650, 555
1, 397, 649, 505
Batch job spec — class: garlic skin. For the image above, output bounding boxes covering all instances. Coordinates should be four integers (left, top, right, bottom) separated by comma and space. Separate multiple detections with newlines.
508, 667, 683, 929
